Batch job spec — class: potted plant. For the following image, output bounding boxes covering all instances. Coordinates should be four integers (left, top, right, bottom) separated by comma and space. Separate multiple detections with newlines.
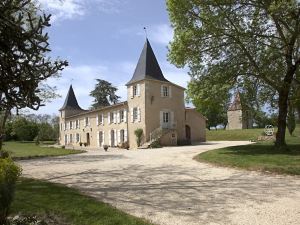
134, 128, 143, 147
79, 142, 83, 147
83, 142, 87, 147
103, 145, 108, 151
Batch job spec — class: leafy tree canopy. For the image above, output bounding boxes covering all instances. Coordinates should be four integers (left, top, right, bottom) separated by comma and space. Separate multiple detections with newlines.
90, 79, 120, 109
167, 0, 300, 148
0, 0, 68, 149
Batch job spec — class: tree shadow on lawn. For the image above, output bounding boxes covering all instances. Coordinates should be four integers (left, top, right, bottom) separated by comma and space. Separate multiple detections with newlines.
220, 144, 300, 156
39, 164, 300, 225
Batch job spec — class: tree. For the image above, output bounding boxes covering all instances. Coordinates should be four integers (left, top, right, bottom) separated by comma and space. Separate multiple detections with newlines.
167, 0, 300, 148
187, 80, 230, 129
90, 79, 120, 109
0, 0, 68, 150
12, 117, 39, 141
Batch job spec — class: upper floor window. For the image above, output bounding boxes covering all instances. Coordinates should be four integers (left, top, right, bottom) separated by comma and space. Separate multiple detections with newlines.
163, 112, 170, 123
76, 120, 79, 129
69, 121, 73, 129
85, 117, 89, 126
133, 107, 138, 122
162, 86, 169, 97
131, 84, 140, 98
110, 112, 114, 124
120, 110, 124, 122
161, 85, 172, 98
133, 85, 137, 96
98, 114, 103, 125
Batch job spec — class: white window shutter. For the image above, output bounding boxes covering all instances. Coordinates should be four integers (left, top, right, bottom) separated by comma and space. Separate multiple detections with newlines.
73, 134, 76, 143
138, 107, 141, 122
124, 110, 127, 122
114, 129, 117, 146
78, 120, 80, 129
124, 129, 128, 141
130, 108, 134, 123
117, 111, 120, 123
97, 131, 99, 147
131, 86, 134, 98
108, 131, 111, 146
117, 130, 121, 144
137, 84, 141, 96
108, 113, 110, 124
160, 111, 163, 127
96, 115, 99, 126
79, 134, 81, 142
102, 131, 105, 146
161, 85, 164, 97
169, 86, 172, 98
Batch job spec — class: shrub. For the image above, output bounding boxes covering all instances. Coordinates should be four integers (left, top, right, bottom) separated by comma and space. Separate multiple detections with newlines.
9, 215, 47, 225
61, 145, 65, 149
149, 140, 161, 148
0, 157, 22, 224
134, 129, 143, 147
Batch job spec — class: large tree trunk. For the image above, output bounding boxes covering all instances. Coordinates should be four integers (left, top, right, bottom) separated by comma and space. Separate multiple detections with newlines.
275, 89, 288, 147
275, 67, 295, 148
0, 110, 9, 151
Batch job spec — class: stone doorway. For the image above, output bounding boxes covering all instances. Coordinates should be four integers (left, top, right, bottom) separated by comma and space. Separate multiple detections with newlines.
185, 125, 191, 144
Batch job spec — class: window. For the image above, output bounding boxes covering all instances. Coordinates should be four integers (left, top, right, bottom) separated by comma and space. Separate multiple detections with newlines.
133, 85, 137, 96
85, 117, 89, 126
64, 122, 67, 130
133, 107, 138, 122
110, 112, 114, 124
163, 86, 169, 97
76, 133, 80, 142
163, 112, 170, 123
69, 121, 73, 129
120, 110, 124, 122
98, 114, 103, 125
70, 134, 73, 143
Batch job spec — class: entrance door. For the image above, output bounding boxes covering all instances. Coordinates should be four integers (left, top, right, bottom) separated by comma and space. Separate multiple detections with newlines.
110, 130, 115, 147
86, 133, 90, 146
185, 125, 191, 144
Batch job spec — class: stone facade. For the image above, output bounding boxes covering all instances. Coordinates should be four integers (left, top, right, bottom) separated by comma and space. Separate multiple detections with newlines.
59, 39, 206, 149
227, 92, 253, 130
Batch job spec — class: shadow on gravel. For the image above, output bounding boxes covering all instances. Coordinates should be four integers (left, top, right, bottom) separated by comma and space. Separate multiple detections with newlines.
44, 164, 300, 225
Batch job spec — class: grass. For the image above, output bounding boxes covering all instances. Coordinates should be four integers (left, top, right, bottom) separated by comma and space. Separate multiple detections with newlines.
11, 178, 152, 225
197, 125, 300, 175
3, 141, 84, 160
206, 128, 264, 141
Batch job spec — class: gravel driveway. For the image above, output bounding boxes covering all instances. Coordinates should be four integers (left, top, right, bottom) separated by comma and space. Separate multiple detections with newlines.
20, 141, 300, 225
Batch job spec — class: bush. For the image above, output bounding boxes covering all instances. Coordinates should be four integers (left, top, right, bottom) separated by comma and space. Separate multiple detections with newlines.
149, 140, 161, 148
134, 129, 143, 147
0, 157, 22, 224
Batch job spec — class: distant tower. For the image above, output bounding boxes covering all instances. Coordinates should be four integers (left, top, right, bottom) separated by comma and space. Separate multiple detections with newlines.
227, 92, 253, 130
59, 85, 85, 144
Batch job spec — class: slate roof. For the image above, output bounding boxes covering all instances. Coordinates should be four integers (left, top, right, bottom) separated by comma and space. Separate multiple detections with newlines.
59, 85, 83, 111
126, 39, 169, 85
228, 92, 242, 111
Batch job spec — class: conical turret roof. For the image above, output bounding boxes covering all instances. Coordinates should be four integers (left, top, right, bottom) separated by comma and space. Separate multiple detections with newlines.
59, 85, 83, 111
126, 39, 169, 85
228, 92, 242, 111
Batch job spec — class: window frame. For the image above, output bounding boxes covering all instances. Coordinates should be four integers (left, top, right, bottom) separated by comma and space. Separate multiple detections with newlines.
133, 107, 138, 122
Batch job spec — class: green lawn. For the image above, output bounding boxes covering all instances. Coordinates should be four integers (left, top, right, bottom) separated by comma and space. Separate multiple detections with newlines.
206, 128, 264, 141
197, 125, 300, 175
3, 142, 84, 159
11, 178, 152, 225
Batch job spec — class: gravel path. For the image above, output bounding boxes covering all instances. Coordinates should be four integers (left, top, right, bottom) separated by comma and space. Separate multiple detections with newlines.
19, 141, 300, 225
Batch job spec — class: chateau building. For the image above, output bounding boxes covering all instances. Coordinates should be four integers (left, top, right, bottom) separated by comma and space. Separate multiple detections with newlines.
59, 39, 206, 149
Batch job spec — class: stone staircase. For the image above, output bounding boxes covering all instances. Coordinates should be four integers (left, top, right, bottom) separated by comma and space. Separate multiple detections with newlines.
138, 127, 175, 149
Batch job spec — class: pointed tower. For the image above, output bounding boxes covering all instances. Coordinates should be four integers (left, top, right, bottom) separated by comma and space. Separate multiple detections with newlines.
126, 39, 169, 85
59, 85, 84, 145
227, 92, 253, 130
126, 39, 185, 148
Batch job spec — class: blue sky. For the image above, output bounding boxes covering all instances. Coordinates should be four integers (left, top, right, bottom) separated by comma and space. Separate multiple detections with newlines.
29, 0, 190, 115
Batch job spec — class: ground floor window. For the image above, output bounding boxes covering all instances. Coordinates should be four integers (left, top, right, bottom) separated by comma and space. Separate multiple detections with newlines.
120, 129, 125, 143
76, 133, 80, 142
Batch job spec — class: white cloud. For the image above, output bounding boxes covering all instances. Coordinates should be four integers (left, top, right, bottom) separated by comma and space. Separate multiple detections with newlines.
38, 0, 123, 22
38, 0, 85, 22
136, 24, 174, 45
